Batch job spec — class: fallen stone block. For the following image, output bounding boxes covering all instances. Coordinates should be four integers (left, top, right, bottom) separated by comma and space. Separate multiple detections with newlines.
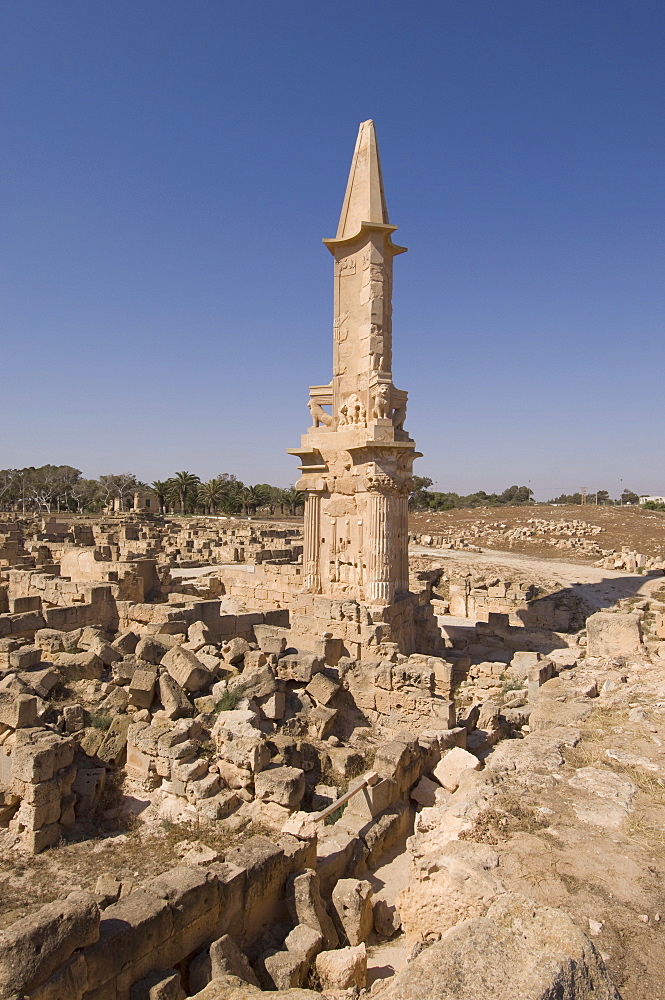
287, 869, 339, 950
331, 878, 373, 946
57, 650, 103, 681
315, 943, 366, 991
254, 766, 305, 810
373, 898, 401, 938
158, 671, 193, 719
0, 691, 37, 729
129, 667, 158, 708
136, 636, 170, 665
9, 645, 42, 670
586, 610, 643, 659
305, 672, 340, 706
432, 746, 481, 792
130, 968, 185, 1000
162, 645, 212, 693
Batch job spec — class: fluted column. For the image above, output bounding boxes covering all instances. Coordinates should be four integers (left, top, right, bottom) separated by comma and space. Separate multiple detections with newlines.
303, 493, 321, 592
367, 489, 393, 603
396, 491, 409, 593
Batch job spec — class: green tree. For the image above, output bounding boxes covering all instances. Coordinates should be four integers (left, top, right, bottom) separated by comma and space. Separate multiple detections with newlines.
198, 478, 227, 515
280, 487, 306, 515
168, 471, 201, 514
621, 489, 639, 505
97, 473, 139, 512
150, 480, 171, 515
240, 484, 269, 515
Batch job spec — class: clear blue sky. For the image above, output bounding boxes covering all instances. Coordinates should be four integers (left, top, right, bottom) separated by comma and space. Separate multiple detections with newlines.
1, 1, 663, 500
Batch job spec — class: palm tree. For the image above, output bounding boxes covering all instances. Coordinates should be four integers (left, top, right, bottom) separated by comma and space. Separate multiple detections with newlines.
218, 480, 244, 515
240, 484, 269, 515
168, 471, 201, 514
280, 487, 306, 515
198, 478, 226, 515
151, 480, 171, 515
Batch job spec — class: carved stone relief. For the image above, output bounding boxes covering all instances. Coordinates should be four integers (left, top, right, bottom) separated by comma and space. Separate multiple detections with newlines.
338, 393, 366, 427
308, 398, 333, 427
371, 384, 390, 420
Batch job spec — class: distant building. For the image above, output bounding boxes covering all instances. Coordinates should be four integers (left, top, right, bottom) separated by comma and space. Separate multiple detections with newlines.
639, 496, 665, 505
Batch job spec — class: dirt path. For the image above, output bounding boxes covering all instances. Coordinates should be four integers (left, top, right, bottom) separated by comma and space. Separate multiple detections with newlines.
364, 833, 413, 989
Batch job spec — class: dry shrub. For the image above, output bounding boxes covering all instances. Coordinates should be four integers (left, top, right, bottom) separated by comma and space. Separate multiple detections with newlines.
459, 791, 549, 845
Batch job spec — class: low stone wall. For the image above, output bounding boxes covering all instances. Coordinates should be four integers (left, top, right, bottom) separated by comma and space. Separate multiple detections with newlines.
0, 730, 437, 1000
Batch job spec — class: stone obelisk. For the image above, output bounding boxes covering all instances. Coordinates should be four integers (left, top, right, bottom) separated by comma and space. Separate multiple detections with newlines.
289, 120, 419, 611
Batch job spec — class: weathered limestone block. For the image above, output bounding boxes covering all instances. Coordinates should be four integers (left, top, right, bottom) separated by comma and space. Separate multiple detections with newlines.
197, 789, 242, 821
373, 899, 401, 938
29, 952, 87, 1000
260, 949, 305, 991
35, 628, 68, 654
255, 766, 305, 810
224, 836, 290, 940
129, 667, 158, 708
230, 663, 277, 700
315, 944, 366, 991
11, 730, 74, 784
307, 705, 337, 739
257, 691, 286, 720
397, 841, 503, 947
373, 739, 421, 793
63, 703, 86, 733
84, 889, 174, 993
162, 646, 212, 693
331, 878, 374, 945
0, 690, 37, 728
287, 869, 339, 950
189, 973, 318, 1000
432, 747, 481, 792
373, 893, 620, 1000
89, 638, 123, 666
212, 711, 269, 774
188, 620, 214, 650
586, 611, 643, 659
147, 866, 221, 970
19, 666, 60, 698
0, 890, 99, 999
130, 968, 185, 1000
112, 630, 139, 654
410, 775, 445, 807
362, 802, 409, 865
97, 715, 132, 766
113, 658, 139, 685
57, 650, 104, 680
9, 644, 42, 669
275, 653, 323, 683
158, 672, 193, 719
192, 934, 260, 990
222, 637, 252, 665
136, 636, 170, 664
305, 672, 340, 706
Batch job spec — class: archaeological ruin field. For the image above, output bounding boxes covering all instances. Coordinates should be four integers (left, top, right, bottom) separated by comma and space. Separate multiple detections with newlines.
1, 121, 663, 1000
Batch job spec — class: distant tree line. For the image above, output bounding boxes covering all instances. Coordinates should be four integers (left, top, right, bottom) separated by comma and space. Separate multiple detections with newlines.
547, 489, 640, 506
410, 479, 642, 511
0, 466, 305, 516
409, 480, 534, 511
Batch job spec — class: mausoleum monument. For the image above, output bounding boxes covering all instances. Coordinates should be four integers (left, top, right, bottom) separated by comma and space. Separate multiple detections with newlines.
288, 121, 421, 651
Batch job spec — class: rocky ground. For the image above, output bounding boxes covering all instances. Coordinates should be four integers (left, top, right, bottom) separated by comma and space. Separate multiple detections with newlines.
396, 589, 665, 1000
409, 504, 665, 564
